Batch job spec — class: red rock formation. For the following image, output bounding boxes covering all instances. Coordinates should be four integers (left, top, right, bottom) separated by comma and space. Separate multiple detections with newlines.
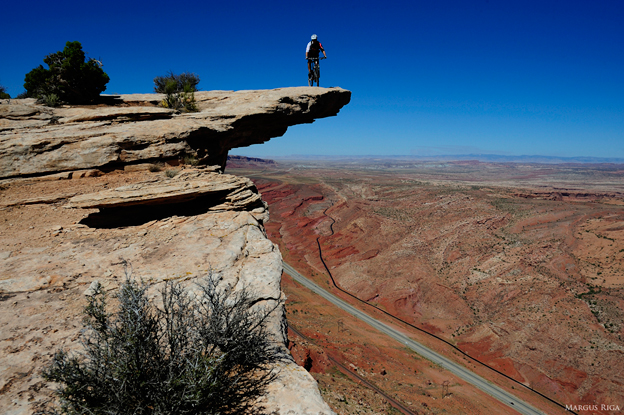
235, 161, 624, 414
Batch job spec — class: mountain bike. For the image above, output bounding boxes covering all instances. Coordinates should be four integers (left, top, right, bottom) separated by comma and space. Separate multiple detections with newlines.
307, 57, 325, 87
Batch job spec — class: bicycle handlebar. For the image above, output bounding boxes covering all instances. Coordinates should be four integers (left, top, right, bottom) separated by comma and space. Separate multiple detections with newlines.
306, 57, 326, 60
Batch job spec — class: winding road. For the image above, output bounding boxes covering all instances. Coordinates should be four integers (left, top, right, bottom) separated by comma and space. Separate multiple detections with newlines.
283, 261, 547, 415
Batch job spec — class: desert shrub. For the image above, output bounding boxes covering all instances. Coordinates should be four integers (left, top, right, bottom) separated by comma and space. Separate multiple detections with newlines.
155, 71, 200, 113
182, 155, 200, 166
0, 84, 10, 99
39, 93, 61, 107
160, 80, 198, 112
154, 71, 200, 94
161, 79, 182, 109
24, 41, 109, 104
165, 168, 179, 178
42, 273, 281, 415
148, 163, 163, 172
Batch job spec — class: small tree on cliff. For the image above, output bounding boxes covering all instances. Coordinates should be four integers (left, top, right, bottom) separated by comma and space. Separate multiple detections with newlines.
42, 271, 282, 415
24, 41, 109, 104
0, 84, 10, 99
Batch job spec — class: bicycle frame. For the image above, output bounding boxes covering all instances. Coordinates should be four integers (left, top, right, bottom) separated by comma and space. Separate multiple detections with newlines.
307, 57, 324, 87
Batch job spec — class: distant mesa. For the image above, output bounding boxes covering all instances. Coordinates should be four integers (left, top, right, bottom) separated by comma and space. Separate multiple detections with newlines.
266, 154, 624, 164
227, 155, 277, 168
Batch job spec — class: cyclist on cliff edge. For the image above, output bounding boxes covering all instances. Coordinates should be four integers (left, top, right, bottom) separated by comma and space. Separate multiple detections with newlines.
306, 34, 327, 78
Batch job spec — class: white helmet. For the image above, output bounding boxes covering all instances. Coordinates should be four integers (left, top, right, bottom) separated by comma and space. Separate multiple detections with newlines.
311, 34, 317, 40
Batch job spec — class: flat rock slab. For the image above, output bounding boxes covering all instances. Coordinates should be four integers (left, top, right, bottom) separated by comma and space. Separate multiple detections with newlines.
0, 87, 351, 179
66, 169, 263, 212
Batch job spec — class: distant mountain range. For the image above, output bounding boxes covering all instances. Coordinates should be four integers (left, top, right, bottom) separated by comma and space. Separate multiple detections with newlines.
264, 154, 624, 164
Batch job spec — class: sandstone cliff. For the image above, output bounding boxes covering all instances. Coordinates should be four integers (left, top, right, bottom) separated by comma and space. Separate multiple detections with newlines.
0, 87, 350, 414
0, 87, 350, 178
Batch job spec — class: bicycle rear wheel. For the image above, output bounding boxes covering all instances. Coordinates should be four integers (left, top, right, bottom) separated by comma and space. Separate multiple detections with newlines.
310, 60, 318, 86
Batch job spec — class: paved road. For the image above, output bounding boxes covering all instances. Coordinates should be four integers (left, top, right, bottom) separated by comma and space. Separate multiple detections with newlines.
283, 261, 546, 415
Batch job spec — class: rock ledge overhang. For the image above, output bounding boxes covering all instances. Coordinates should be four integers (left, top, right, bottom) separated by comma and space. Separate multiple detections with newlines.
66, 169, 263, 211
0, 87, 351, 179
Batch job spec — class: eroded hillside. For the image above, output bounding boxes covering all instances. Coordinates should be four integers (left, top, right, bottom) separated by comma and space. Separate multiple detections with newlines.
231, 159, 624, 415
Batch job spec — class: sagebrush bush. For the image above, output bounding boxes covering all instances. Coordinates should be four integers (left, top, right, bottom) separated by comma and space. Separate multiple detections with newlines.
165, 168, 179, 178
42, 272, 282, 415
154, 71, 200, 94
160, 80, 198, 112
24, 41, 109, 104
39, 93, 61, 107
155, 71, 200, 113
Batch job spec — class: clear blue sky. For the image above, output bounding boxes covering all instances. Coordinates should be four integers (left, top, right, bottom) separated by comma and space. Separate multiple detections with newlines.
2, 0, 623, 159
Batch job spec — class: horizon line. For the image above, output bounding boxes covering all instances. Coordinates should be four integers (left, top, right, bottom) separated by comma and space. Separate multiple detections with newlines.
230, 153, 624, 164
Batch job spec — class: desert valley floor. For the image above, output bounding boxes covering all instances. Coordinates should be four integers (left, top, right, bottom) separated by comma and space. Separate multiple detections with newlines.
229, 157, 624, 415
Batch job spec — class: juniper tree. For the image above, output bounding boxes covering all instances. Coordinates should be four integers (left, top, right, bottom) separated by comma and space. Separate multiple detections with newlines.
24, 41, 109, 104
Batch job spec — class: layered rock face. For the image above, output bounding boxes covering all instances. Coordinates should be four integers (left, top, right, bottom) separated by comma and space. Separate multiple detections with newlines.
0, 88, 348, 414
0, 87, 350, 178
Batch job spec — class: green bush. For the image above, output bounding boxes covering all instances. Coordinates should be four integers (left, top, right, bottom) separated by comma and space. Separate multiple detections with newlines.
24, 41, 109, 104
154, 71, 200, 94
155, 72, 200, 113
42, 273, 281, 415
39, 93, 61, 107
182, 155, 200, 166
165, 168, 180, 178
0, 84, 10, 99
160, 80, 199, 112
